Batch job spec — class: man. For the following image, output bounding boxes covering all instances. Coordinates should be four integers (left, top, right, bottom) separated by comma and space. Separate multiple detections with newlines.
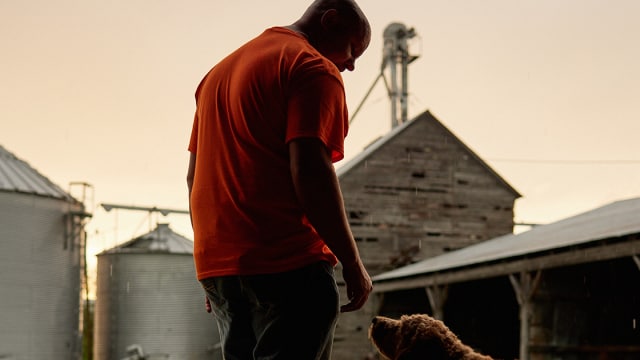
187, 1, 372, 358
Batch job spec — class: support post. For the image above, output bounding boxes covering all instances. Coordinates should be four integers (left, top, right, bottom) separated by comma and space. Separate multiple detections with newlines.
425, 284, 448, 321
509, 270, 542, 360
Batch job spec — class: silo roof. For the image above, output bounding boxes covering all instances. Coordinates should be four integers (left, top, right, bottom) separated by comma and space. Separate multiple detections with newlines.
0, 144, 72, 200
100, 223, 193, 255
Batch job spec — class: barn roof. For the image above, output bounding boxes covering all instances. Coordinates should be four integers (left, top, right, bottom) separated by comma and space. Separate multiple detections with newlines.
373, 197, 640, 283
337, 110, 520, 197
0, 144, 72, 200
99, 223, 193, 255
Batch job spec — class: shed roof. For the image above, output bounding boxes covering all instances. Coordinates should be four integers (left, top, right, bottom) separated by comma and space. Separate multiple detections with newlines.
374, 197, 640, 282
337, 110, 520, 197
0, 144, 72, 200
99, 223, 194, 255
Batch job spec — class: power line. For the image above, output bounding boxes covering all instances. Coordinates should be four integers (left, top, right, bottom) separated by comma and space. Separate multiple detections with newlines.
488, 158, 640, 165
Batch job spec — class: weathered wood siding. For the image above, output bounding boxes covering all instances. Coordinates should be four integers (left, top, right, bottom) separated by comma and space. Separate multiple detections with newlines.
340, 111, 518, 276
332, 111, 520, 359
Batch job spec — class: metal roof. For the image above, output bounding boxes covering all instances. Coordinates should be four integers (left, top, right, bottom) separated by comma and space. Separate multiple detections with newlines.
0, 144, 71, 200
99, 223, 194, 255
374, 197, 640, 282
337, 111, 413, 177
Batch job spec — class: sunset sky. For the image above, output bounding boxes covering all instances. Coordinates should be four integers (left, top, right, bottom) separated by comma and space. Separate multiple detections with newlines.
3, 0, 640, 276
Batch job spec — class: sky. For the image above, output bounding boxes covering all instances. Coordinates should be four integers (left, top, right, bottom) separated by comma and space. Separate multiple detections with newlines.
2, 0, 640, 280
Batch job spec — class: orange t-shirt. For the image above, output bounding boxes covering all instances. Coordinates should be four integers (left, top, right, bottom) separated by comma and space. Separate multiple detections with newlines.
188, 27, 348, 279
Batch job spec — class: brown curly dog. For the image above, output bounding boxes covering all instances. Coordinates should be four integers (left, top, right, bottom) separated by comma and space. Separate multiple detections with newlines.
369, 314, 494, 360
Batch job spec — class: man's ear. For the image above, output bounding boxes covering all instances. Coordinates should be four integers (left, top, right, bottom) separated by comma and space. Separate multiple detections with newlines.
320, 9, 340, 30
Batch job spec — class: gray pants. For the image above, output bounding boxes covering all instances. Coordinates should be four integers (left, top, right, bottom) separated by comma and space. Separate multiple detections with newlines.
201, 262, 339, 360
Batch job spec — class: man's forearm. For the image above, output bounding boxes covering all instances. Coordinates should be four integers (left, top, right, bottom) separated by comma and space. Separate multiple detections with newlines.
187, 152, 196, 228
289, 139, 361, 266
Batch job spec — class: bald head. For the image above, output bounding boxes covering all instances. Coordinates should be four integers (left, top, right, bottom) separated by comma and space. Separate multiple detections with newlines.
302, 0, 371, 41
289, 0, 371, 71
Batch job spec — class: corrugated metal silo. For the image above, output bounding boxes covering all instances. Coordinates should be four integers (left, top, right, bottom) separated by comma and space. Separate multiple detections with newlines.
0, 145, 87, 360
94, 223, 221, 360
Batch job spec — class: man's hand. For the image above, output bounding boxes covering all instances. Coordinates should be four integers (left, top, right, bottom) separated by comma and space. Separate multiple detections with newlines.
205, 295, 212, 313
340, 259, 372, 312
289, 138, 373, 312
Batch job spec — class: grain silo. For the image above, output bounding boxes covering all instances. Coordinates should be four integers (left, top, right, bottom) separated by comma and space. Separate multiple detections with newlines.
94, 223, 221, 360
0, 145, 89, 360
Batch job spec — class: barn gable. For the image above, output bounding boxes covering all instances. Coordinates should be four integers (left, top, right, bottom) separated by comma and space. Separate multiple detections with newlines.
337, 110, 520, 275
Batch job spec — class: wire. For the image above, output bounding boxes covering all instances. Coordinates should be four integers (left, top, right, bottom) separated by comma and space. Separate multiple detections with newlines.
488, 158, 640, 165
349, 72, 384, 125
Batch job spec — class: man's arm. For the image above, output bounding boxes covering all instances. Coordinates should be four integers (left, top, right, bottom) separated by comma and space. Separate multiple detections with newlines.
289, 137, 372, 312
187, 151, 212, 313
187, 152, 196, 227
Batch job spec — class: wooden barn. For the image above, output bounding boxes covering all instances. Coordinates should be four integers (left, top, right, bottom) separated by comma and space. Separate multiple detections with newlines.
331, 110, 521, 359
372, 197, 640, 360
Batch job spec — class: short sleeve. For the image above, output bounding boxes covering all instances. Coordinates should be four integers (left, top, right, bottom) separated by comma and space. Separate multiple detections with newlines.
286, 71, 349, 162
188, 113, 199, 153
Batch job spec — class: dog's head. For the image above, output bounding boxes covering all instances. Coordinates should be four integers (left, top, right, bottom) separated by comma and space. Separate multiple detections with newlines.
369, 314, 451, 360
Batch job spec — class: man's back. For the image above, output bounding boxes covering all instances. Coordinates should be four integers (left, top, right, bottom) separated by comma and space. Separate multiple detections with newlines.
189, 27, 347, 279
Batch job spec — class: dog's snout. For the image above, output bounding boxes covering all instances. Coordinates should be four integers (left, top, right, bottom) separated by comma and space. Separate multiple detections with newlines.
371, 316, 379, 325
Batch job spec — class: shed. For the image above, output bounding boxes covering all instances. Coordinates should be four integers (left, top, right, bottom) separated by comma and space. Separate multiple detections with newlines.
338, 110, 521, 275
332, 110, 521, 359
372, 197, 640, 360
